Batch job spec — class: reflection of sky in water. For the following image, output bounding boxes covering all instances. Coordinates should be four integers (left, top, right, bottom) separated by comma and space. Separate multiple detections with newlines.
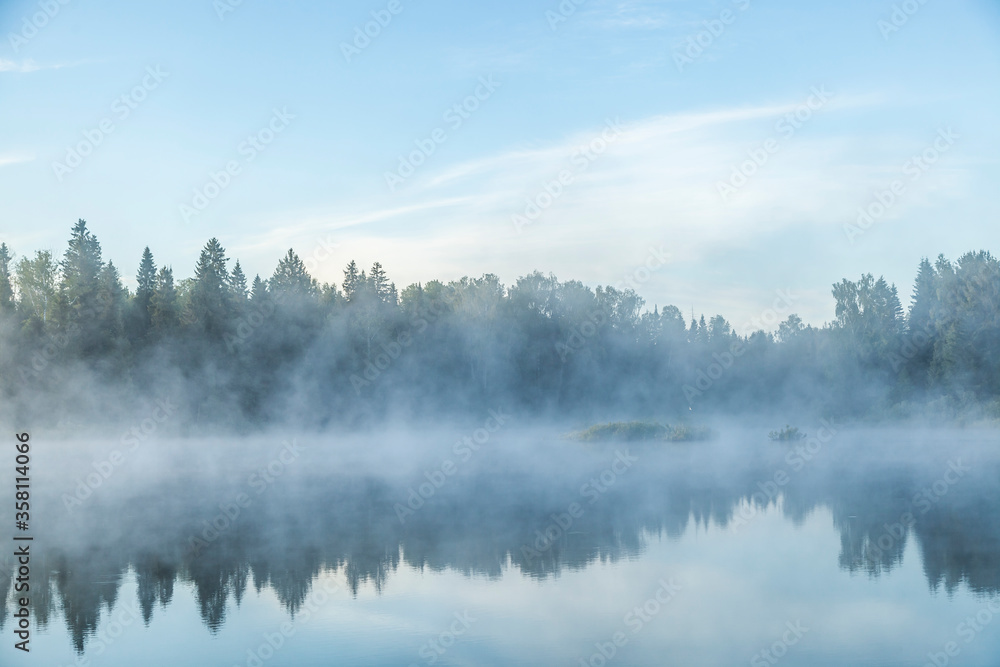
8, 506, 1000, 667
2, 430, 999, 665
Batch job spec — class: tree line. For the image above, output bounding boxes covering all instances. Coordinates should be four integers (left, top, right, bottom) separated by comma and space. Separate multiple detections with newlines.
1, 220, 998, 427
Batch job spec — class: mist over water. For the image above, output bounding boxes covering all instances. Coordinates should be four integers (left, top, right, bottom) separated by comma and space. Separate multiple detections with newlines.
2, 426, 998, 665
3, 223, 1000, 433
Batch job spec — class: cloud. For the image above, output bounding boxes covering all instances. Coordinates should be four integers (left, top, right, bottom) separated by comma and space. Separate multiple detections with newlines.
0, 58, 83, 73
589, 0, 680, 30
0, 152, 36, 168
229, 197, 473, 258
227, 92, 969, 329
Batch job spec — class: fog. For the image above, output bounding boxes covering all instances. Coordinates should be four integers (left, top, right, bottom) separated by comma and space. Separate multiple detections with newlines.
1, 426, 997, 653
2, 224, 1000, 663
2, 225, 999, 435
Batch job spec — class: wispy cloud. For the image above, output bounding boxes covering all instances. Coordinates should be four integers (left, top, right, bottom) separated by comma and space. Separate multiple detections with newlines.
0, 58, 86, 73
416, 95, 874, 193
0, 152, 36, 168
231, 197, 473, 257
589, 0, 680, 30
224, 92, 968, 329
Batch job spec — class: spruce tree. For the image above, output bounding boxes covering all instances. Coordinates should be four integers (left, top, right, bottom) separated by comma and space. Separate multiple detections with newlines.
342, 260, 360, 301
270, 249, 316, 296
190, 238, 231, 338
231, 260, 249, 303
59, 219, 104, 333
150, 267, 179, 334
96, 261, 127, 344
250, 274, 268, 303
130, 246, 157, 340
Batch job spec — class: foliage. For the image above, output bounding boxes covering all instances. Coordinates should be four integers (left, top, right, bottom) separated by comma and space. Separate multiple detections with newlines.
569, 421, 714, 442
1, 221, 999, 428
769, 425, 807, 441
570, 421, 668, 441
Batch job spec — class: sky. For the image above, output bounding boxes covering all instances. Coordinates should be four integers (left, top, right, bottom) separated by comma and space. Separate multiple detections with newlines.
1, 0, 998, 329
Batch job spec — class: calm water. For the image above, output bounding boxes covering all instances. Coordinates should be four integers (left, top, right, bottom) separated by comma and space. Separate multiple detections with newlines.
2, 426, 999, 666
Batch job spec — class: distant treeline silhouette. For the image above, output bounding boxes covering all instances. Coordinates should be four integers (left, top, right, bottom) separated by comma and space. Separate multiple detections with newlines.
1, 220, 998, 427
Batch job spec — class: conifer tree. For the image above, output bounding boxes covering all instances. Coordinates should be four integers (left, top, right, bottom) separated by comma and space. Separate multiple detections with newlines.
150, 267, 179, 334
231, 260, 249, 303
250, 274, 268, 303
58, 220, 104, 333
342, 260, 360, 301
190, 238, 231, 337
270, 249, 316, 296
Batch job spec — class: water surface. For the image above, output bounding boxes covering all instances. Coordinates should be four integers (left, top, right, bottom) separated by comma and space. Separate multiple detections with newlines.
1, 427, 998, 666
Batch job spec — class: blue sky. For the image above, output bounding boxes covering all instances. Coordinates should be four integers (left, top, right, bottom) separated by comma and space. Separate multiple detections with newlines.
1, 0, 998, 328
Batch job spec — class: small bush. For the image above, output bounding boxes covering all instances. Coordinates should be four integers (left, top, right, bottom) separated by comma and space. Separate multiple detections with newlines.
768, 425, 806, 441
568, 421, 714, 442
571, 421, 667, 442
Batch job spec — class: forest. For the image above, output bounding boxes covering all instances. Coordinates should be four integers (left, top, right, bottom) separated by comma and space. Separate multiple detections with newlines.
0, 219, 998, 429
